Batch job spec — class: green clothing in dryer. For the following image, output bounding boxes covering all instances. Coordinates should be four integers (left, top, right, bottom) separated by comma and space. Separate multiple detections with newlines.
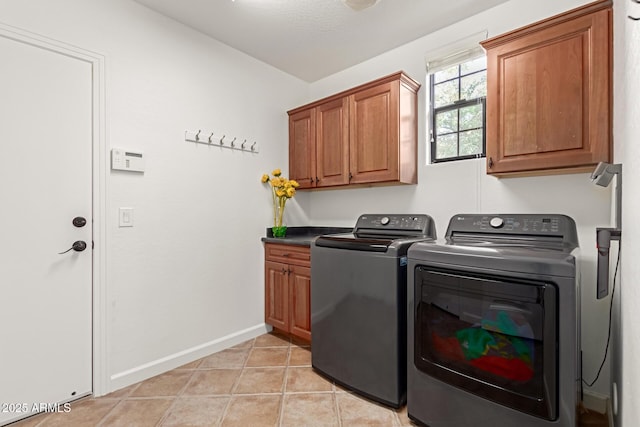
456, 327, 496, 360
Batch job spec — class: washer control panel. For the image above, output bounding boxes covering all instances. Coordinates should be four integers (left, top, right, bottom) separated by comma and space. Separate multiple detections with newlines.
355, 214, 435, 235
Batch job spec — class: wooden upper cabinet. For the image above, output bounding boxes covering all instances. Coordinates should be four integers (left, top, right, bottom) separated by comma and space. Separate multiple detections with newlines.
288, 108, 316, 189
288, 72, 420, 189
481, 0, 612, 176
316, 97, 349, 187
349, 81, 399, 184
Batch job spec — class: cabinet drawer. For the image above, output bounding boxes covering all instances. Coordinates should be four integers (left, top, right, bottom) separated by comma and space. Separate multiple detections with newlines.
265, 243, 311, 266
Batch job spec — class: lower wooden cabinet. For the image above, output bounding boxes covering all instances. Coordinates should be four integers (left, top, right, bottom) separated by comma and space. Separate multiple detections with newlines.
264, 243, 311, 342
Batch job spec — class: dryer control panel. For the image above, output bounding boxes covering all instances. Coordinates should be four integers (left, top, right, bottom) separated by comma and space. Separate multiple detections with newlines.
446, 214, 578, 246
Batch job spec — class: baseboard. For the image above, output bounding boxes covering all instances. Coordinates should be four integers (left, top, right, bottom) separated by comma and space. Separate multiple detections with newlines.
103, 323, 270, 395
582, 389, 609, 414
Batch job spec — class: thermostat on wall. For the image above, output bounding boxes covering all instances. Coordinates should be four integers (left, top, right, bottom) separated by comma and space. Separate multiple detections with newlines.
111, 148, 145, 172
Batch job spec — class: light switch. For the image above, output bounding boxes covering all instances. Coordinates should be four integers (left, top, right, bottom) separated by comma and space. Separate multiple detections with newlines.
119, 207, 134, 227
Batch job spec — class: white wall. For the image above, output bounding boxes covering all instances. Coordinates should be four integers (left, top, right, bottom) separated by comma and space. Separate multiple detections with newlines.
0, 0, 308, 394
613, 0, 640, 424
304, 0, 615, 400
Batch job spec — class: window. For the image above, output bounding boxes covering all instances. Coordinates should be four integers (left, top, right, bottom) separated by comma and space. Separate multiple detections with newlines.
429, 56, 487, 163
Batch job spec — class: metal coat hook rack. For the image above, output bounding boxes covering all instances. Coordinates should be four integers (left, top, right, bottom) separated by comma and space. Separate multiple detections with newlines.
184, 129, 259, 153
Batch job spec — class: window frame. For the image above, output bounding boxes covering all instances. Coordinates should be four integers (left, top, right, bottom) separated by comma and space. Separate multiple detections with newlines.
429, 60, 487, 163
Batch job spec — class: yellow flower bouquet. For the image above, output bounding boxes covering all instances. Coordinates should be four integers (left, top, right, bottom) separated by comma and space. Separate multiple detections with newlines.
261, 169, 299, 237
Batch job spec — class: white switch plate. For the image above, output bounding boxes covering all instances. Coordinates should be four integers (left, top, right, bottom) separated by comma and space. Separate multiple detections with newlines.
119, 207, 134, 227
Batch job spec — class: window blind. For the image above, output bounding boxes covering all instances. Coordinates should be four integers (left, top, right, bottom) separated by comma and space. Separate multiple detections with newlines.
425, 31, 488, 74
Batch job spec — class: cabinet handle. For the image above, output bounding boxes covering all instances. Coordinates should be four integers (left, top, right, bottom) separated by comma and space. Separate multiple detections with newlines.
281, 267, 287, 274
310, 177, 314, 184
488, 157, 494, 169
288, 268, 292, 274
316, 176, 320, 183
349, 172, 353, 181
282, 253, 289, 257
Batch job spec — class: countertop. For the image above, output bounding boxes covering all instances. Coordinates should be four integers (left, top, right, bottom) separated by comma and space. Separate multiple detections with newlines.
261, 226, 352, 246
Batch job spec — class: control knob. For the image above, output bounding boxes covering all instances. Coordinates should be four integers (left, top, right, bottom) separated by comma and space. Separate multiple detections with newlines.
380, 216, 390, 225
489, 217, 504, 228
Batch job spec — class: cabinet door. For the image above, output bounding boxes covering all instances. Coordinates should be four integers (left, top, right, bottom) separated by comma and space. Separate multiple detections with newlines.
289, 265, 311, 341
484, 6, 611, 175
289, 108, 316, 188
349, 80, 400, 184
265, 260, 289, 332
316, 97, 349, 187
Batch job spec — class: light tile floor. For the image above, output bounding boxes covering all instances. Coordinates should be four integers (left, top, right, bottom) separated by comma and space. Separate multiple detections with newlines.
8, 331, 608, 427
10, 332, 413, 427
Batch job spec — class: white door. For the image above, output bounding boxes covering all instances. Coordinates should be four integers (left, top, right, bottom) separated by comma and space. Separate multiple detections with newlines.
0, 35, 93, 425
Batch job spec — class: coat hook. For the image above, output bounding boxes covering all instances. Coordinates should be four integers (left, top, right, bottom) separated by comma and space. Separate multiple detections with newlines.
230, 137, 237, 147
220, 135, 225, 146
195, 129, 201, 141
630, 0, 640, 19
208, 132, 214, 143
251, 141, 256, 151
241, 139, 247, 149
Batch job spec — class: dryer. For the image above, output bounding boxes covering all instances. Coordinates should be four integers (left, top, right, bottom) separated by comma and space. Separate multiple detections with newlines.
407, 214, 580, 426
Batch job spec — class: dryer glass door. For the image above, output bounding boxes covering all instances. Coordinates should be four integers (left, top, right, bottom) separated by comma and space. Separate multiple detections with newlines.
414, 267, 557, 420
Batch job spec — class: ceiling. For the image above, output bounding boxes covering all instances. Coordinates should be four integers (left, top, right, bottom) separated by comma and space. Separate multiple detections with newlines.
133, 0, 509, 82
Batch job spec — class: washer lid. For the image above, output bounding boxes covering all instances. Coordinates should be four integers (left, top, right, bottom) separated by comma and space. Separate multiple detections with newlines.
315, 213, 437, 252
315, 233, 433, 252
314, 233, 394, 252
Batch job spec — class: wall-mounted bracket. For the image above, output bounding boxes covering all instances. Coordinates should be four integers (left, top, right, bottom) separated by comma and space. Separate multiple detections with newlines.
596, 227, 622, 299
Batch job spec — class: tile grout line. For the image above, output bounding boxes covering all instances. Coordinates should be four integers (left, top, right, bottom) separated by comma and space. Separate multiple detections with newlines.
391, 405, 401, 427
25, 410, 49, 427
217, 337, 258, 425
277, 338, 293, 427
154, 365, 200, 426
333, 383, 343, 427
95, 381, 144, 427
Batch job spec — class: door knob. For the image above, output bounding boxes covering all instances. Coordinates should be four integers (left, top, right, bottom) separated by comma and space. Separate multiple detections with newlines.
58, 240, 87, 254
72, 216, 87, 227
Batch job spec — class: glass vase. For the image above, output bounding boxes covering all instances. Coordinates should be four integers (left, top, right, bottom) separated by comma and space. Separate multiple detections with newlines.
272, 225, 287, 238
